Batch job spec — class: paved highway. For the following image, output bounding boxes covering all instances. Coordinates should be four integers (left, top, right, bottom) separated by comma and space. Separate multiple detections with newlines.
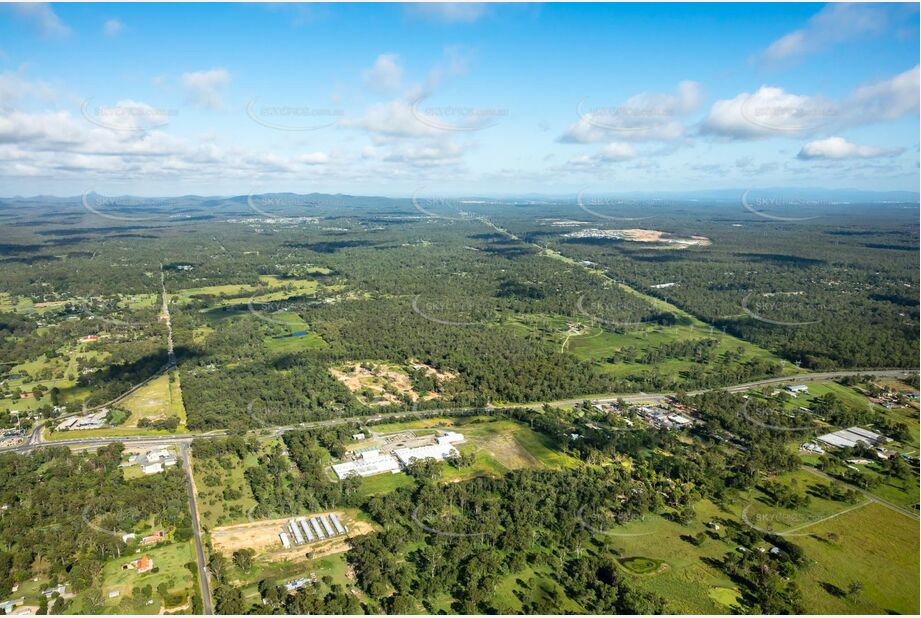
4, 368, 914, 455
180, 444, 214, 614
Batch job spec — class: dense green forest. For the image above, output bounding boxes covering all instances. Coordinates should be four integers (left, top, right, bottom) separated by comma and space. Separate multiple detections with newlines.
2, 195, 915, 429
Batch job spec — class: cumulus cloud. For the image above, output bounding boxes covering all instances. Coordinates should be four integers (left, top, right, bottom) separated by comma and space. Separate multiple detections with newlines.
103, 18, 125, 36
760, 3, 899, 64
4, 3, 70, 38
559, 81, 703, 144
702, 65, 919, 139
404, 3, 490, 24
345, 99, 440, 139
181, 68, 231, 110
701, 86, 836, 138
363, 53, 404, 94
0, 75, 336, 183
797, 136, 902, 160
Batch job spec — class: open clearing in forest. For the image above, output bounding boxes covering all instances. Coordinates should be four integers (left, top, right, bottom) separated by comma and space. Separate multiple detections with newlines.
331, 361, 424, 406
211, 511, 372, 562
120, 371, 186, 427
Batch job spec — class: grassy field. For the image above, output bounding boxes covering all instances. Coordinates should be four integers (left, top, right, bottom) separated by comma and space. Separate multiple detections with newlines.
191, 442, 292, 530
175, 276, 320, 308
355, 471, 415, 498
45, 425, 183, 441
83, 541, 196, 614
582, 465, 920, 615
490, 559, 585, 614
769, 381, 878, 412
795, 502, 919, 614
498, 303, 794, 389
168, 369, 187, 424
567, 321, 797, 382
261, 311, 328, 353
120, 372, 186, 428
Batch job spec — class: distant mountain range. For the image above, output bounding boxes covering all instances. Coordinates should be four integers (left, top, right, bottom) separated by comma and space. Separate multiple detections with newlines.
1, 188, 918, 204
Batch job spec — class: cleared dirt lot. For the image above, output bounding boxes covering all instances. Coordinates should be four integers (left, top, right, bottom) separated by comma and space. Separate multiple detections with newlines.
330, 362, 419, 405
211, 512, 372, 562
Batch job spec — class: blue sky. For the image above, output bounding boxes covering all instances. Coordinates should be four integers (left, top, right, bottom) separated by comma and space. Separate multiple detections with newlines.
0, 2, 918, 196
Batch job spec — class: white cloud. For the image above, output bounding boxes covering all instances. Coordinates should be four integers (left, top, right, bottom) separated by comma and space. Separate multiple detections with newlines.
702, 65, 919, 139
559, 143, 639, 172
559, 81, 702, 144
81, 99, 176, 133
103, 18, 125, 36
405, 3, 490, 24
597, 142, 639, 161
345, 99, 440, 139
382, 140, 467, 167
0, 71, 56, 108
701, 86, 835, 138
0, 76, 337, 183
847, 65, 920, 122
761, 4, 894, 64
181, 69, 231, 110
797, 136, 902, 160
5, 3, 70, 38
363, 53, 404, 94
299, 152, 330, 165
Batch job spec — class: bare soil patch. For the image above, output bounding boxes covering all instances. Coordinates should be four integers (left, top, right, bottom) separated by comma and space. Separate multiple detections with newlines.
331, 362, 419, 405
211, 512, 372, 563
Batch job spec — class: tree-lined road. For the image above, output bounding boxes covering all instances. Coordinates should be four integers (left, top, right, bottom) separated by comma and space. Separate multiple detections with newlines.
180, 444, 213, 615
5, 368, 914, 455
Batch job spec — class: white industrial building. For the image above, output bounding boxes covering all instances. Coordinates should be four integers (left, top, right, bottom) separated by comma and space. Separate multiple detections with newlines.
331, 449, 401, 479
297, 517, 314, 542
817, 426, 886, 449
393, 431, 465, 466
329, 512, 347, 535
319, 515, 335, 537
393, 442, 457, 466
332, 431, 466, 479
289, 519, 304, 544
278, 513, 348, 549
310, 517, 325, 539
